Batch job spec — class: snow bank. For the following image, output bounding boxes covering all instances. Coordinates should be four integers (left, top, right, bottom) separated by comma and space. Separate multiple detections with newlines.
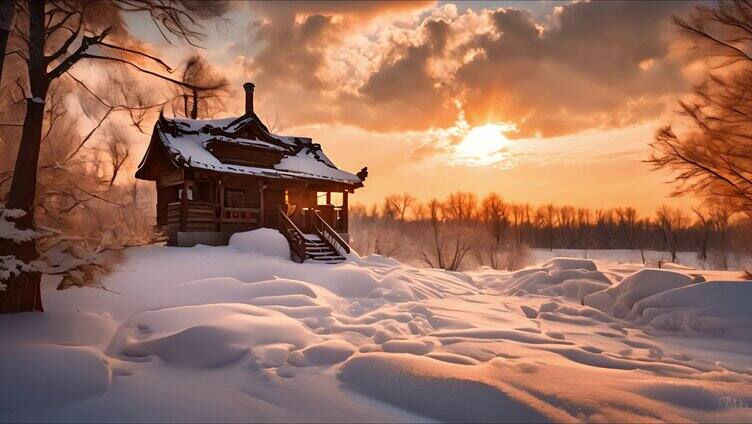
0, 310, 116, 346
633, 281, 752, 338
5, 242, 751, 422
170, 277, 319, 307
541, 257, 597, 272
229, 229, 290, 258
483, 258, 610, 299
339, 353, 550, 422
292, 339, 356, 366
583, 269, 699, 318
0, 344, 112, 409
109, 304, 319, 368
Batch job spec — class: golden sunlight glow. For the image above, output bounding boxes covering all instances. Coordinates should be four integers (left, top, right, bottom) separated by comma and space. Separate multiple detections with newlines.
453, 123, 512, 166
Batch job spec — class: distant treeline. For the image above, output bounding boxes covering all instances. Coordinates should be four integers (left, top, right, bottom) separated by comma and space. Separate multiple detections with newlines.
349, 192, 749, 271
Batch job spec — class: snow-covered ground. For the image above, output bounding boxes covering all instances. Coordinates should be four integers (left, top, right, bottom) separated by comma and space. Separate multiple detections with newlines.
2, 229, 751, 422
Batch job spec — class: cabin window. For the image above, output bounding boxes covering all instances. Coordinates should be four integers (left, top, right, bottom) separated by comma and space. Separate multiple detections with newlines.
177, 187, 193, 201
317, 192, 342, 207
195, 182, 211, 202
225, 189, 244, 208
330, 192, 343, 207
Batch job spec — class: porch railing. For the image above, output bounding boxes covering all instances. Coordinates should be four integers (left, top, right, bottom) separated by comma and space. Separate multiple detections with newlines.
220, 206, 260, 223
313, 210, 351, 255
278, 206, 307, 263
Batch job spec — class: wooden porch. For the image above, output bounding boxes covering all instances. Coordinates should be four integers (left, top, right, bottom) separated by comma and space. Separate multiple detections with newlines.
155, 169, 352, 248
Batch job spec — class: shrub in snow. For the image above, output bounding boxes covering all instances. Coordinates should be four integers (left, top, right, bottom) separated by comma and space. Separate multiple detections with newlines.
1, 206, 41, 288
1, 204, 128, 290
229, 229, 290, 258
0, 207, 39, 243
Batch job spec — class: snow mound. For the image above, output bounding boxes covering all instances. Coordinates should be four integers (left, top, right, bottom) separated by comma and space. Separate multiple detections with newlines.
292, 339, 356, 366
541, 257, 598, 272
0, 310, 116, 346
583, 269, 698, 318
637, 382, 752, 411
0, 344, 111, 409
229, 229, 290, 258
170, 277, 318, 306
8, 242, 751, 422
487, 263, 611, 299
306, 264, 380, 298
339, 353, 550, 422
109, 304, 319, 368
633, 281, 752, 338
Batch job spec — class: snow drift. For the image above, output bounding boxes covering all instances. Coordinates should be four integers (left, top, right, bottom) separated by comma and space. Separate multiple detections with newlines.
2, 234, 752, 422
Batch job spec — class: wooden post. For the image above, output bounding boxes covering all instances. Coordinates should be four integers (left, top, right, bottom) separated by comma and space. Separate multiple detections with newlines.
326, 191, 331, 205
218, 184, 225, 232
258, 179, 265, 228
180, 179, 188, 232
342, 190, 349, 233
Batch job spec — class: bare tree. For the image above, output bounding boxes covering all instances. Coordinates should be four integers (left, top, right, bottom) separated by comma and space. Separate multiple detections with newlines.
635, 218, 650, 265
505, 202, 531, 270
575, 207, 593, 251
1, 0, 228, 313
650, 1, 752, 218
536, 203, 557, 251
170, 53, 229, 119
261, 111, 283, 133
656, 205, 690, 263
385, 193, 416, 227
557, 205, 576, 249
1, 76, 160, 288
595, 209, 615, 250
418, 194, 475, 271
615, 207, 639, 250
419, 199, 446, 269
690, 204, 710, 262
476, 192, 509, 269
0, 0, 14, 85
103, 126, 129, 188
707, 199, 737, 269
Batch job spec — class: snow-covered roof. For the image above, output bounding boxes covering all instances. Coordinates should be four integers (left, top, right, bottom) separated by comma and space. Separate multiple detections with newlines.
143, 114, 363, 186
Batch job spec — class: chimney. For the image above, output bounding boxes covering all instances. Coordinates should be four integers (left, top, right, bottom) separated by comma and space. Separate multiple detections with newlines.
243, 82, 255, 114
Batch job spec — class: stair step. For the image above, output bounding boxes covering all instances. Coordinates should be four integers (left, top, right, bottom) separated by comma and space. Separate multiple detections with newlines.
307, 251, 337, 257
305, 246, 331, 251
278, 231, 346, 264
311, 255, 344, 261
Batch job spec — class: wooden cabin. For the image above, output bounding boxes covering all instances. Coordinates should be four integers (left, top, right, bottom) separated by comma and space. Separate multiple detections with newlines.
135, 82, 367, 263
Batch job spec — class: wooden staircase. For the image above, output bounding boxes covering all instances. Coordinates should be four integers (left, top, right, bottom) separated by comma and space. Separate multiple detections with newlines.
303, 234, 346, 263
278, 207, 350, 264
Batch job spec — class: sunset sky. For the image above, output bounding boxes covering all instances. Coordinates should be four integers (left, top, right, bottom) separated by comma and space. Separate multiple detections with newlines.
121, 0, 708, 214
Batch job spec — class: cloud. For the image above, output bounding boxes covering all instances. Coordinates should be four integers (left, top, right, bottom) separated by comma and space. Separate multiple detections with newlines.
456, 1, 691, 137
231, 1, 693, 139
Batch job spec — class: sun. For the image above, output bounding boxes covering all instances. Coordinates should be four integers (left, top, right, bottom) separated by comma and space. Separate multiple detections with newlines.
453, 123, 512, 166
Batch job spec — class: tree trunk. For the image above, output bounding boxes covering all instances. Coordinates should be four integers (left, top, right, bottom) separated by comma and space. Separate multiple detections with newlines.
190, 88, 198, 119
670, 232, 678, 263
0, 0, 14, 85
699, 225, 708, 260
0, 0, 47, 313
